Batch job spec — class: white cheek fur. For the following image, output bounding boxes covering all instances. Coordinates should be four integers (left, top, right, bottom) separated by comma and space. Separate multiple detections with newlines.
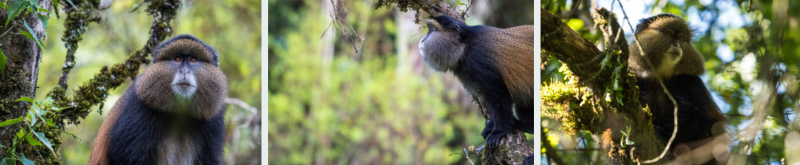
419, 40, 427, 58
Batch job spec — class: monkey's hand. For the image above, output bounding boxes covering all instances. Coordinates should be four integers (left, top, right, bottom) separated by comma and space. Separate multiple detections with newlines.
480, 119, 495, 139
484, 120, 514, 148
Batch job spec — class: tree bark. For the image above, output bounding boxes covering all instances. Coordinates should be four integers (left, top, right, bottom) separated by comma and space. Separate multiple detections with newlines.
0, 0, 52, 162
541, 8, 663, 163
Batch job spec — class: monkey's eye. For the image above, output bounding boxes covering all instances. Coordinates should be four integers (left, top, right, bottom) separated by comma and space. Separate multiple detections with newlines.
174, 57, 181, 62
663, 31, 674, 37
190, 58, 197, 62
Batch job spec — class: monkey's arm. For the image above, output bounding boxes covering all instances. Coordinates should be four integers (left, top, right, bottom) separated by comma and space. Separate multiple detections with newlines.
105, 83, 167, 164
196, 106, 226, 164
651, 75, 723, 144
88, 92, 127, 165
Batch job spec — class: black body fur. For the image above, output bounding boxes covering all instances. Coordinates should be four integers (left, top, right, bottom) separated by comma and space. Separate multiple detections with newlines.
106, 82, 225, 164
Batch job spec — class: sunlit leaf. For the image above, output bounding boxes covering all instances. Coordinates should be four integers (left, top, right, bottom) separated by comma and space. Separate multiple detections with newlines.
566, 19, 584, 31
0, 117, 24, 127
16, 127, 25, 139
24, 134, 41, 146
15, 97, 35, 104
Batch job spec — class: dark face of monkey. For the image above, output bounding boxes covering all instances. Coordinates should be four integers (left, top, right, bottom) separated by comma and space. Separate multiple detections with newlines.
629, 14, 705, 79
135, 35, 228, 119
419, 16, 467, 71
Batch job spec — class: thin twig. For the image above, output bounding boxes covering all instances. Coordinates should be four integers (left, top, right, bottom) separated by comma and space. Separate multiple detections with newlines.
615, 0, 680, 163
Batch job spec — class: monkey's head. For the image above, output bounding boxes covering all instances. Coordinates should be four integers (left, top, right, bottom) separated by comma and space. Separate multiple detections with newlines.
419, 15, 468, 71
629, 14, 705, 79
136, 35, 228, 119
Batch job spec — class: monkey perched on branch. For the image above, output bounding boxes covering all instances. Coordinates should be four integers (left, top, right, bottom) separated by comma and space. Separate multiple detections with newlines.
629, 14, 727, 164
89, 35, 227, 164
418, 15, 535, 149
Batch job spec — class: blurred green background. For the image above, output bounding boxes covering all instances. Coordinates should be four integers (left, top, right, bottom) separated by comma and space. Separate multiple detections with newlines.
268, 0, 533, 164
35, 0, 261, 164
542, 0, 800, 164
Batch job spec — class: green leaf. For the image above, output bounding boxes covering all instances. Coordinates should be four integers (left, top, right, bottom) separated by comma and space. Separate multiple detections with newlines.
53, 105, 73, 112
5, 0, 28, 26
16, 128, 25, 139
65, 0, 75, 8
566, 19, 584, 31
0, 2, 6, 10
0, 117, 24, 127
53, 0, 59, 18
31, 101, 44, 117
27, 109, 36, 126
46, 118, 54, 127
43, 97, 54, 105
20, 154, 34, 165
15, 97, 35, 104
20, 20, 46, 50
0, 50, 6, 75
64, 131, 82, 142
38, 12, 48, 29
24, 134, 41, 146
32, 132, 54, 153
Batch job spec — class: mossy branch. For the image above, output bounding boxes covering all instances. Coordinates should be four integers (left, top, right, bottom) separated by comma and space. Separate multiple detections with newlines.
374, 1, 534, 164
373, 0, 464, 23
541, 8, 662, 163
47, 0, 180, 126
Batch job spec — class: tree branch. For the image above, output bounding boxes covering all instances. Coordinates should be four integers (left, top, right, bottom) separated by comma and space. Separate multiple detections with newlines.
541, 7, 663, 163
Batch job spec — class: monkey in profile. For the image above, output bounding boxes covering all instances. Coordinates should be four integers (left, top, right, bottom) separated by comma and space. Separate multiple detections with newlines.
418, 15, 535, 149
629, 14, 727, 164
89, 35, 227, 164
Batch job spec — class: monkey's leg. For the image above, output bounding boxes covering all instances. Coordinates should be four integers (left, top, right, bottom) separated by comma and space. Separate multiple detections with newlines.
484, 100, 517, 148
514, 101, 536, 133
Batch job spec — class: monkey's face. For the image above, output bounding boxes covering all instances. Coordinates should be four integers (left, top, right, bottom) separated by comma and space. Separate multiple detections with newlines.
629, 14, 705, 78
419, 16, 466, 71
169, 56, 200, 97
136, 37, 228, 119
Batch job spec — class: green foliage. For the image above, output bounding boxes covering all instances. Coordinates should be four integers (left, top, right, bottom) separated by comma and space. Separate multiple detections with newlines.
5, 0, 26, 26
0, 96, 69, 164
21, 0, 262, 163
0, 47, 5, 75
543, 0, 800, 164
20, 21, 45, 50
269, 0, 485, 164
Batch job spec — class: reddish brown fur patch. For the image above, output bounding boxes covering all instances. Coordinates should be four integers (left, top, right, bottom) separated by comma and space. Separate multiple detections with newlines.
489, 25, 536, 104
88, 90, 129, 165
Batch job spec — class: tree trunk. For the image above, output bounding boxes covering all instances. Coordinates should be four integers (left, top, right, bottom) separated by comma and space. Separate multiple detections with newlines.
0, 0, 52, 162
